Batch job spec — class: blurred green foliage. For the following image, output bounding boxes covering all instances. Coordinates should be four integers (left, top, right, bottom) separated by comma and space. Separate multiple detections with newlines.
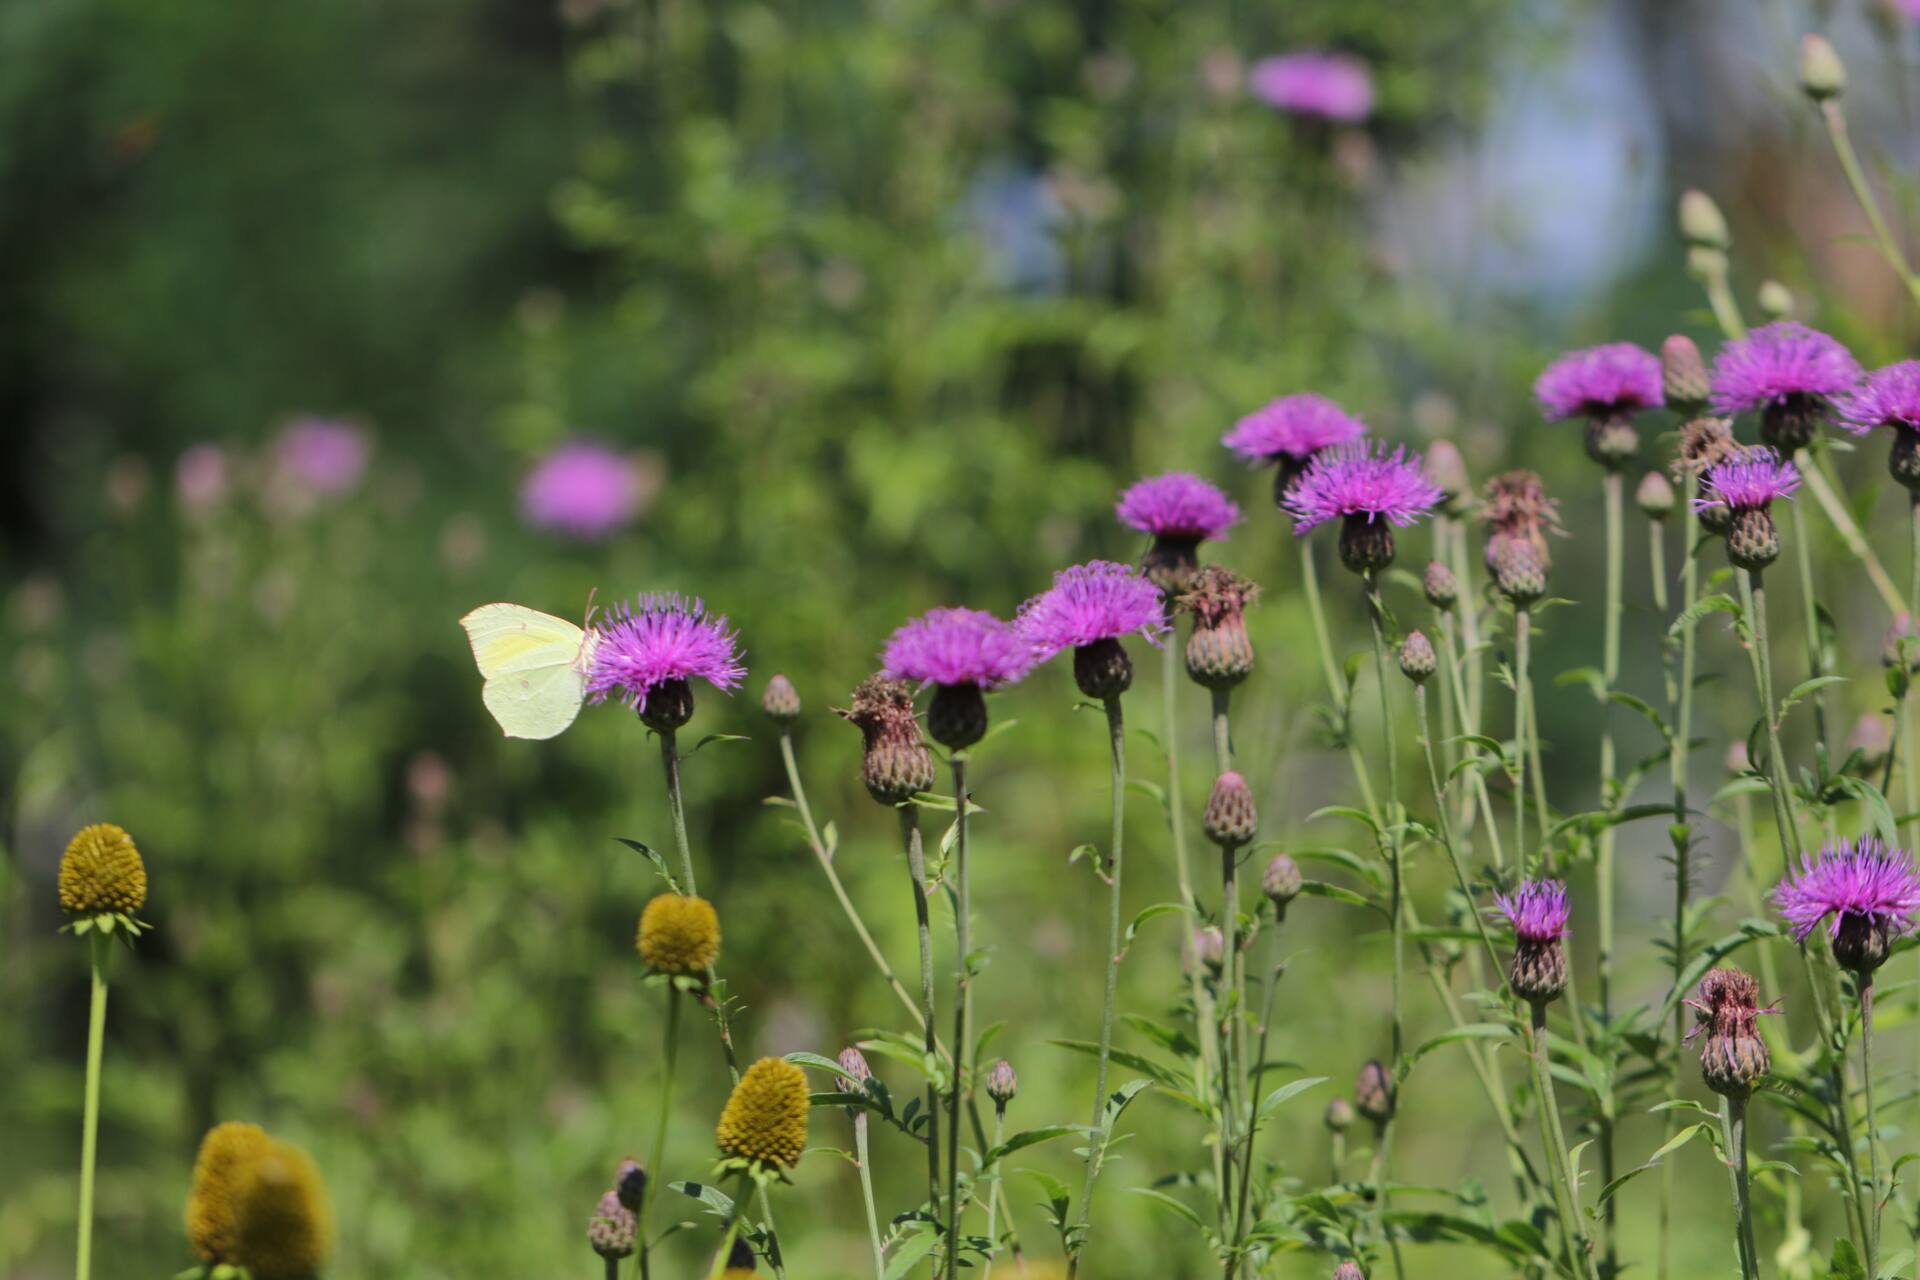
13, 0, 1920, 1277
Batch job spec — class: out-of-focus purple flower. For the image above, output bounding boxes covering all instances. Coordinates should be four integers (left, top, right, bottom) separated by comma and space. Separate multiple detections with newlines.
274, 418, 368, 497
1015, 561, 1167, 662
1841, 361, 1920, 434
1708, 322, 1861, 416
1222, 393, 1368, 466
882, 608, 1031, 690
520, 442, 648, 540
1115, 473, 1241, 541
1491, 879, 1570, 941
1283, 442, 1443, 533
1247, 52, 1374, 122
1533, 342, 1663, 420
587, 594, 745, 723
1692, 447, 1800, 513
1775, 837, 1920, 969
175, 444, 228, 511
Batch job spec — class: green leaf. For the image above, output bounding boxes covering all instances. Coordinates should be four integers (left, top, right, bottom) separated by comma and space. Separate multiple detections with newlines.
1255, 1075, 1328, 1122
982, 1125, 1088, 1167
614, 836, 680, 891
670, 1180, 736, 1215
1779, 675, 1848, 720
1596, 1123, 1710, 1206
686, 732, 751, 756
882, 1223, 940, 1280
1128, 1187, 1209, 1234
1307, 805, 1380, 834
1103, 1077, 1155, 1127
1124, 902, 1187, 946
1018, 1169, 1073, 1227
1049, 1040, 1193, 1091
1296, 880, 1383, 914
1832, 775, 1899, 848
1827, 1237, 1867, 1280
1407, 1023, 1511, 1067
1670, 592, 1740, 637
785, 1051, 852, 1076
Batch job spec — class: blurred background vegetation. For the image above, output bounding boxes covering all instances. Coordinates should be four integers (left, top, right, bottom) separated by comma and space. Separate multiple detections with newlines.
4, 0, 1919, 1275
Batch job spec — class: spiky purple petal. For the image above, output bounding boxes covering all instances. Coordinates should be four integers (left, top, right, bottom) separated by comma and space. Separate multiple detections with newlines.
882, 607, 1032, 690
1692, 447, 1801, 513
586, 594, 745, 712
1115, 472, 1241, 541
1016, 561, 1168, 661
1774, 836, 1920, 944
1246, 52, 1374, 122
1283, 441, 1443, 533
1222, 393, 1368, 465
1532, 342, 1664, 420
1709, 322, 1862, 416
1491, 879, 1570, 942
1840, 361, 1920, 435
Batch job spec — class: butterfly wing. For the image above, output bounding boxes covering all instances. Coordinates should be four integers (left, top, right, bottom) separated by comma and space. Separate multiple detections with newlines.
459, 603, 594, 740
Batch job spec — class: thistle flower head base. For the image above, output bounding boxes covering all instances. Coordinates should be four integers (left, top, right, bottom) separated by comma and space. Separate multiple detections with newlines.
1180, 565, 1258, 689
1493, 880, 1571, 1006
1073, 638, 1134, 701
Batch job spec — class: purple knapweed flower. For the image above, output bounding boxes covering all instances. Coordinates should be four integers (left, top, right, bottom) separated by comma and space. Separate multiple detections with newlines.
1223, 393, 1368, 468
1840, 361, 1920, 434
1775, 836, 1920, 973
587, 594, 745, 731
1533, 343, 1664, 421
883, 607, 1031, 749
1285, 441, 1442, 575
1692, 447, 1801, 514
274, 418, 369, 497
520, 442, 648, 540
1246, 52, 1374, 122
1492, 879, 1570, 1005
1017, 560, 1167, 699
1117, 472, 1240, 593
1709, 321, 1862, 453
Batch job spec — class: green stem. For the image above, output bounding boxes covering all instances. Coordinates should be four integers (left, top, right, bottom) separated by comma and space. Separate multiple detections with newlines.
1738, 571, 1806, 863
1724, 1096, 1760, 1280
780, 731, 921, 1028
641, 992, 682, 1280
1596, 469, 1624, 1276
1657, 498, 1694, 1280
1439, 614, 1508, 869
1803, 455, 1906, 615
1068, 695, 1128, 1275
1451, 520, 1486, 737
1819, 98, 1920, 306
899, 807, 942, 1217
1528, 1003, 1599, 1280
1862, 977, 1885, 1274
1229, 952, 1284, 1278
1787, 498, 1832, 753
945, 759, 971, 1280
754, 1183, 788, 1279
660, 729, 696, 896
704, 1174, 751, 1280
1416, 687, 1502, 978
982, 1108, 1007, 1279
1303, 540, 1383, 821
1515, 607, 1534, 875
75, 940, 106, 1280
1363, 573, 1405, 1280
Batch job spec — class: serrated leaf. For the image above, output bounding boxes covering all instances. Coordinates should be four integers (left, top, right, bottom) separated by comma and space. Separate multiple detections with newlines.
1670, 592, 1740, 636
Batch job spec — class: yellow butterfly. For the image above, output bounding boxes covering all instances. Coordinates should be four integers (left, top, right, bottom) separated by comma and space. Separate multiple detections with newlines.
458, 602, 599, 739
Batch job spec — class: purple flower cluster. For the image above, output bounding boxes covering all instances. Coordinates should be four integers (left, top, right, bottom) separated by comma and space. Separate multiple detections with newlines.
1532, 343, 1663, 420
1016, 561, 1167, 661
1692, 447, 1800, 514
1283, 442, 1442, 533
1246, 52, 1374, 122
883, 607, 1031, 690
1841, 361, 1920, 434
274, 418, 369, 496
1709, 322, 1861, 416
1222, 393, 1367, 465
587, 594, 745, 713
1775, 836, 1920, 946
521, 442, 649, 540
1115, 473, 1241, 541
1492, 879, 1570, 942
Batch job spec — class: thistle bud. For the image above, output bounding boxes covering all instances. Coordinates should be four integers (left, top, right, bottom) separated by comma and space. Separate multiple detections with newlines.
1422, 561, 1457, 610
1636, 472, 1675, 521
1073, 637, 1134, 700
1338, 513, 1396, 576
588, 1190, 637, 1260
615, 1159, 647, 1212
987, 1058, 1019, 1112
1188, 926, 1226, 975
1261, 852, 1303, 918
835, 1046, 872, 1096
839, 676, 936, 805
1353, 1059, 1394, 1126
1726, 508, 1782, 573
1661, 335, 1711, 413
1490, 538, 1547, 606
1203, 771, 1258, 848
1323, 1097, 1355, 1133
761, 675, 801, 723
1674, 417, 1737, 480
1757, 279, 1794, 321
1678, 189, 1731, 250
1425, 439, 1472, 517
1850, 713, 1892, 773
1180, 565, 1258, 690
1583, 413, 1641, 469
1725, 740, 1751, 775
1689, 968, 1775, 1098
1798, 33, 1846, 101
1398, 630, 1436, 684
1332, 1263, 1367, 1280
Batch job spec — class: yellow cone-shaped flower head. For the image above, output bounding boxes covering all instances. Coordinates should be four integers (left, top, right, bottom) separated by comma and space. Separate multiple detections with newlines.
716, 1056, 809, 1170
59, 822, 146, 918
637, 893, 721, 974
186, 1121, 272, 1262
232, 1138, 334, 1280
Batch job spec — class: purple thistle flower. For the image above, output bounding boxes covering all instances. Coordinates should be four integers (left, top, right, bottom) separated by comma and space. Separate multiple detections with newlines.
1015, 561, 1168, 662
1246, 52, 1374, 122
1491, 879, 1570, 942
1532, 342, 1664, 421
1692, 447, 1801, 514
1222, 393, 1368, 467
274, 417, 369, 496
520, 442, 649, 540
1115, 472, 1241, 541
1774, 837, 1920, 974
1840, 361, 1920, 434
882, 608, 1031, 691
1283, 442, 1443, 533
586, 594, 745, 728
1708, 321, 1861, 419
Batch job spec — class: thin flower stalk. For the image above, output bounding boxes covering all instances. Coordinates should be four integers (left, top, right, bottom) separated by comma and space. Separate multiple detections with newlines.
1720, 1096, 1760, 1280
1449, 521, 1487, 738
1437, 609, 1507, 867
1415, 685, 1503, 979
1860, 975, 1887, 1269
1654, 492, 1697, 1280
1787, 503, 1834, 751
75, 934, 108, 1280
1361, 574, 1406, 1279
1526, 1003, 1600, 1280
852, 1110, 885, 1280
1514, 606, 1537, 876
755, 1185, 788, 1279
899, 807, 943, 1216
1817, 95, 1920, 306
640, 993, 682, 1280
1595, 468, 1626, 1272
944, 759, 972, 1280
661, 730, 698, 895
1228, 953, 1286, 1277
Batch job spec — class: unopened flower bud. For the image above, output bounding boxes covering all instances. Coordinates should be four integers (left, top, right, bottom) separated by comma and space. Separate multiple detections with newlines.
1398, 630, 1436, 684
1726, 508, 1782, 573
1691, 968, 1775, 1098
1422, 561, 1457, 610
1636, 472, 1675, 520
1353, 1059, 1394, 1126
1323, 1097, 1355, 1133
761, 674, 801, 723
1425, 439, 1472, 516
615, 1159, 647, 1212
836, 1046, 872, 1096
588, 1190, 637, 1259
1491, 538, 1547, 606
1851, 713, 1892, 772
1203, 771, 1258, 848
1661, 335, 1711, 412
1181, 565, 1258, 690
1332, 1263, 1367, 1280
1188, 926, 1226, 975
1725, 740, 1751, 775
1799, 33, 1846, 101
839, 676, 936, 805
987, 1058, 1018, 1110
1679, 189, 1731, 250
1757, 279, 1794, 321
1261, 852, 1303, 917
